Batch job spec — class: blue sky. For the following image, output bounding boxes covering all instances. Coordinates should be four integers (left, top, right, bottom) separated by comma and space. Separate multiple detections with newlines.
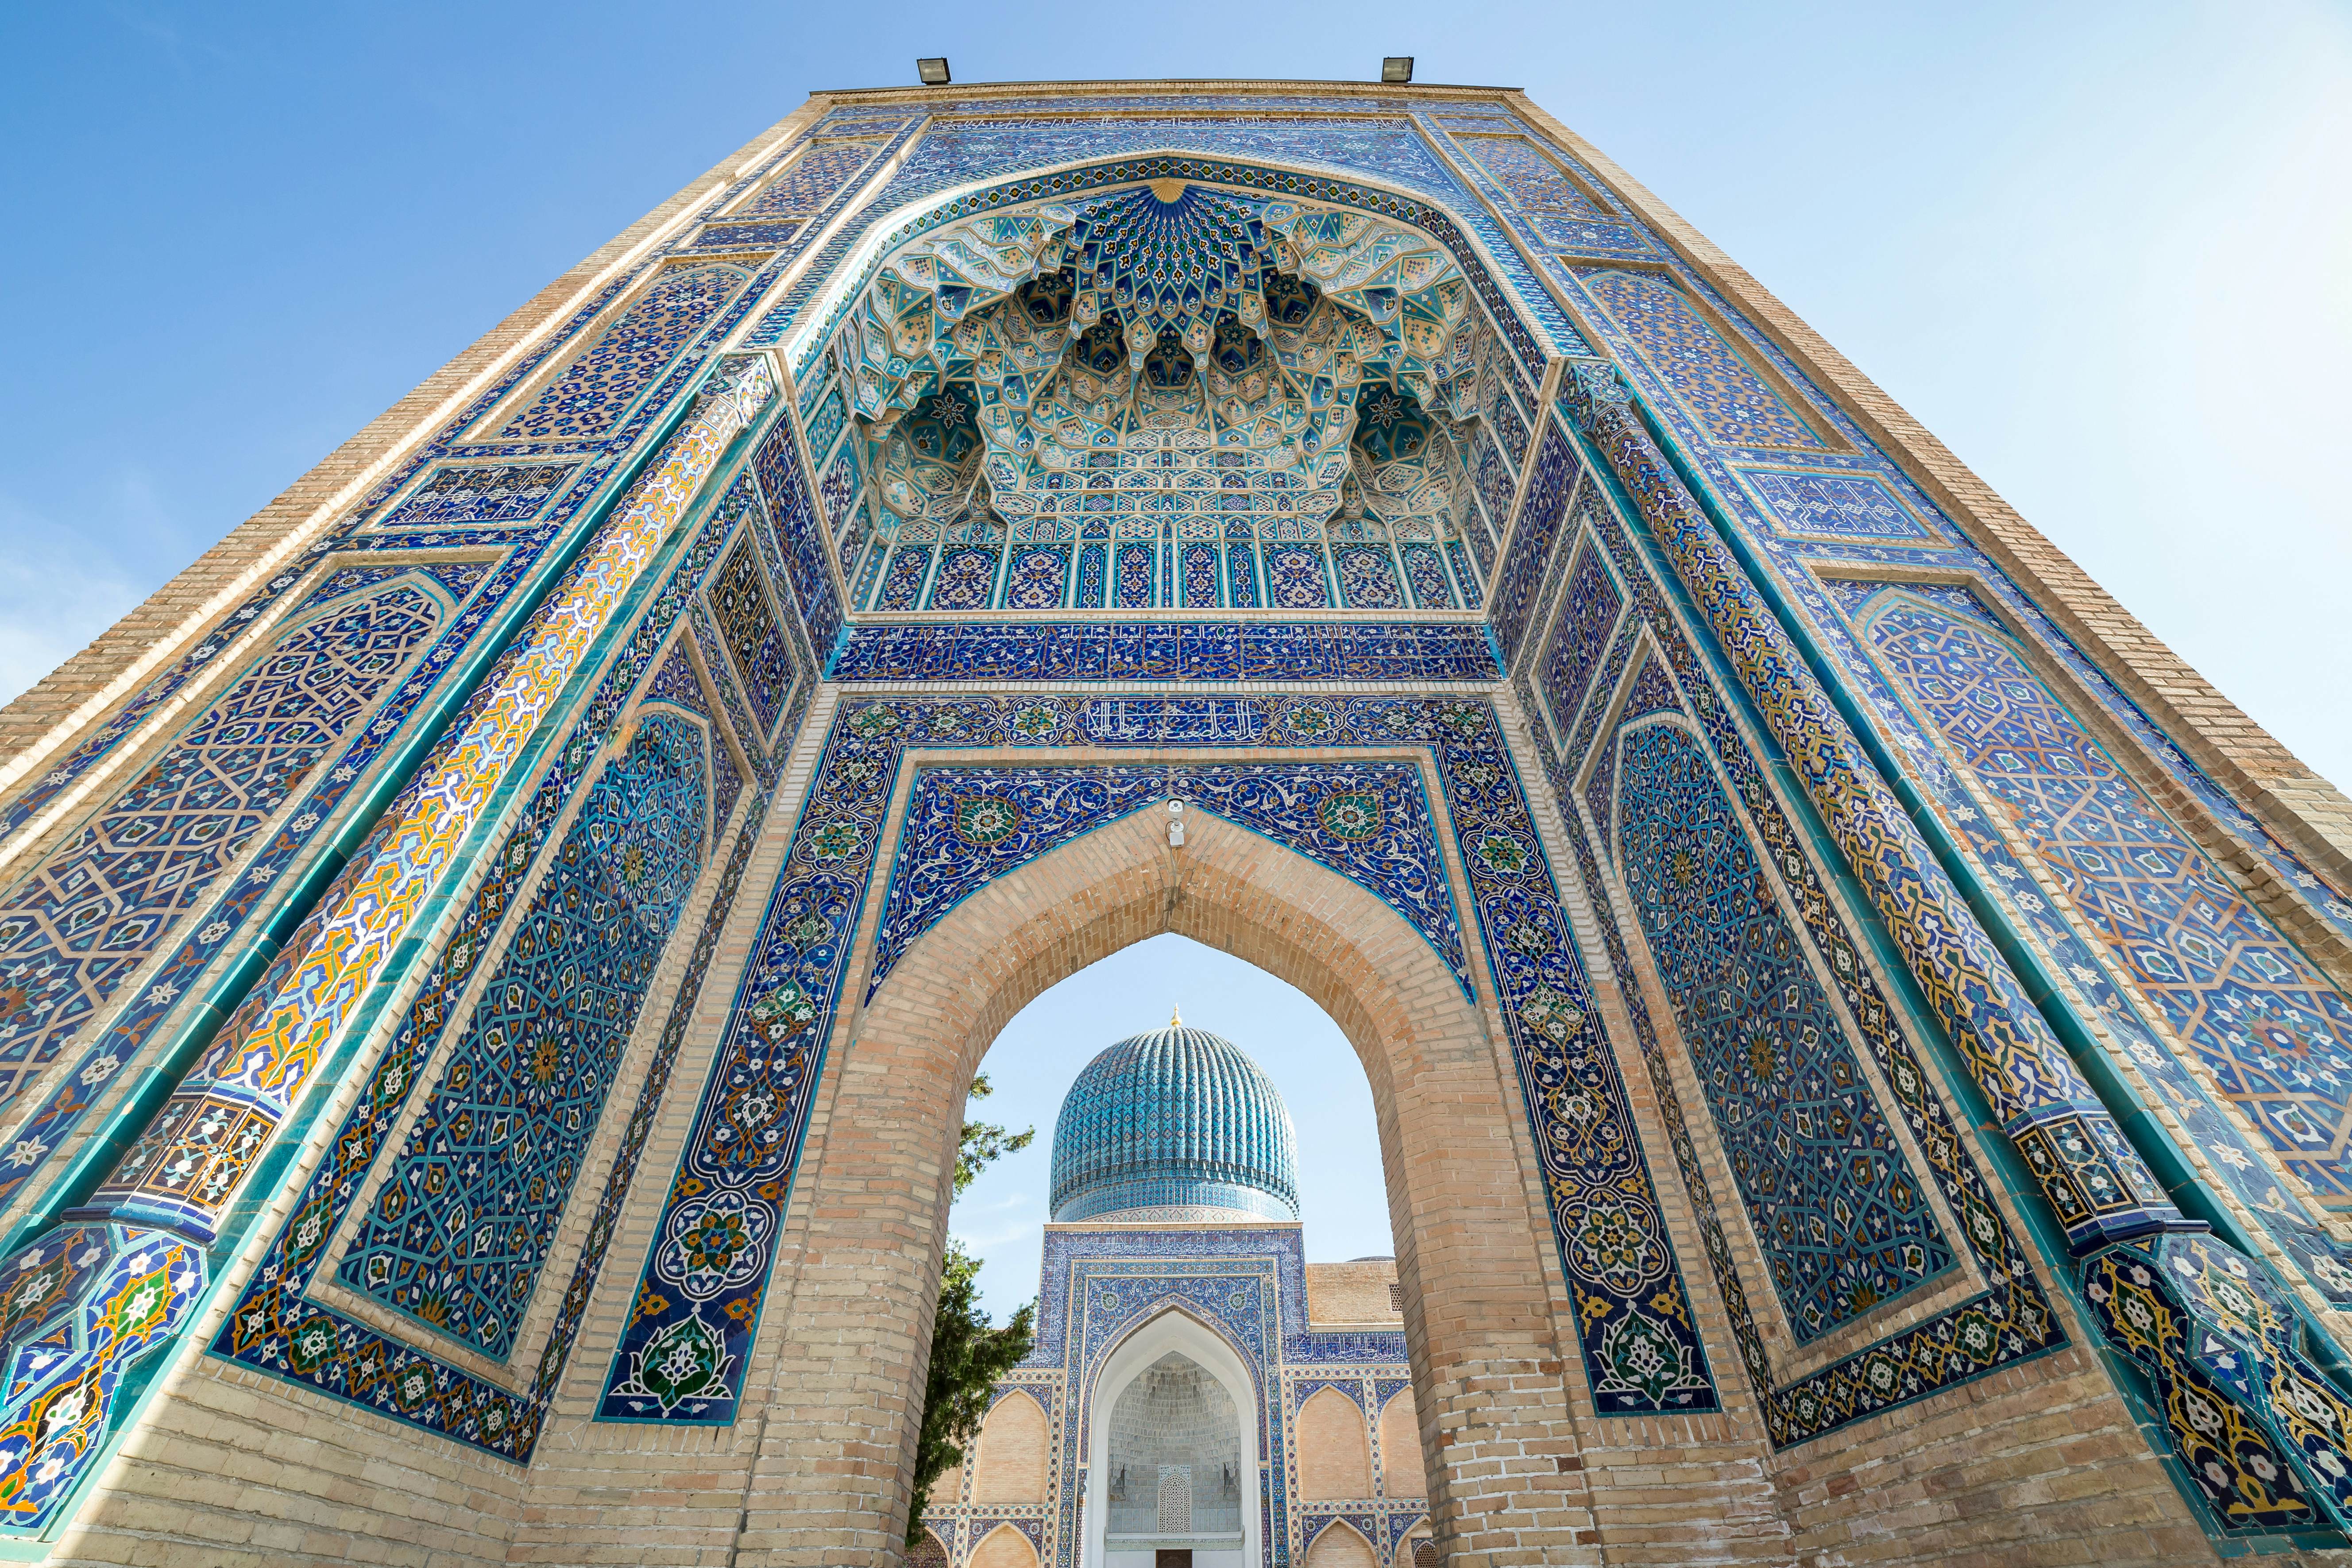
3, 4, 2346, 1315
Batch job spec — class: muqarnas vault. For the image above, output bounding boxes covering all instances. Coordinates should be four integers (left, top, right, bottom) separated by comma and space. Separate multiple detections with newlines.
0, 74, 2348, 1568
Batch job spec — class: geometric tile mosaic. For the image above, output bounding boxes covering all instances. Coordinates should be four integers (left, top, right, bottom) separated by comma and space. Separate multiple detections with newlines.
1614, 718, 1956, 1343
1514, 500, 2061, 1446
212, 457, 786, 1458
494, 262, 755, 444
707, 525, 793, 738
336, 707, 710, 1359
826, 622, 1502, 684
1534, 541, 1622, 744
0, 581, 448, 1107
863, 761, 1470, 1002
1578, 270, 1825, 451
643, 639, 742, 839
1740, 470, 1935, 544
741, 142, 885, 220
1455, 135, 1603, 218
381, 463, 579, 527
1862, 593, 2352, 1208
601, 692, 1718, 1426
1488, 418, 1582, 669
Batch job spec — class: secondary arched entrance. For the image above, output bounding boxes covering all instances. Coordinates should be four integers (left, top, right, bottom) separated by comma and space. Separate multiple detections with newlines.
1087, 1309, 1260, 1568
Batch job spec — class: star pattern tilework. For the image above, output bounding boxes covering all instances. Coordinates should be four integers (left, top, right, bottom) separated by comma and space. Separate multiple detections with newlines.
1520, 549, 2060, 1442
0, 583, 450, 1108
1863, 596, 2352, 1208
1614, 719, 1956, 1343
496, 263, 755, 443
337, 710, 710, 1359
599, 692, 1719, 1425
210, 432, 813, 1460
863, 761, 1469, 1003
1576, 272, 1823, 452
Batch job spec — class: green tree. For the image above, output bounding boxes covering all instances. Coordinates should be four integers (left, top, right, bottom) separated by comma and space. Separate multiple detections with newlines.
908, 1075, 1037, 1543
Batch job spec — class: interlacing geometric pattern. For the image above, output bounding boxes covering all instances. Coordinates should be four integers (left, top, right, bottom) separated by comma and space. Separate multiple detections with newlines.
0, 583, 447, 1106
6, 94, 2348, 1555
864, 762, 1468, 1004
707, 519, 795, 737
1615, 719, 1955, 1344
0, 355, 772, 1526
814, 179, 1505, 614
2084, 1233, 2352, 1537
1739, 470, 1933, 545
599, 693, 1718, 1424
1516, 498, 2057, 1444
495, 263, 756, 442
1576, 271, 1824, 451
1546, 355, 2352, 1523
1813, 585, 2352, 1312
338, 710, 710, 1358
207, 507, 793, 1460
1862, 595, 2352, 1205
1556, 361, 2177, 1249
380, 463, 578, 528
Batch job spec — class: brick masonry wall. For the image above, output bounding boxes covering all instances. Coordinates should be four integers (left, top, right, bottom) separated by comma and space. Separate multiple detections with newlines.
1305, 1261, 1404, 1326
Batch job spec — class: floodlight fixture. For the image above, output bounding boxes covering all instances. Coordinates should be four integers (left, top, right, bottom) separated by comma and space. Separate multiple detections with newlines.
1381, 57, 1414, 84
917, 57, 952, 85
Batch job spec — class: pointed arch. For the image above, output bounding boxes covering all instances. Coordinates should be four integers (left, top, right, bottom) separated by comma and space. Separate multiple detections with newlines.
1305, 1518, 1379, 1568
969, 1386, 1050, 1504
1378, 1385, 1427, 1499
1297, 1387, 1371, 1501
969, 1523, 1038, 1568
739, 803, 1579, 1567
1084, 1305, 1262, 1568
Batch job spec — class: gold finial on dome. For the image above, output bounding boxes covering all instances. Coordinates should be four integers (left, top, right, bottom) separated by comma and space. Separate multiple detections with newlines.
1170, 1003, 1182, 1028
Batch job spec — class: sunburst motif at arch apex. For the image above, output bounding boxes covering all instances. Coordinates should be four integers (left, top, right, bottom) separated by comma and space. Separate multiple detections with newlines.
829, 177, 1503, 614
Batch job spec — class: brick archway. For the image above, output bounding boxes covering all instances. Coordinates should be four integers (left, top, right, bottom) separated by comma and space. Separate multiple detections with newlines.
734, 803, 1588, 1566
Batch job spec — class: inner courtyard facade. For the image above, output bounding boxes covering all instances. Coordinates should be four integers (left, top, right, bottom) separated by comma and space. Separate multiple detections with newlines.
914, 1018, 1433, 1568
0, 74, 2348, 1568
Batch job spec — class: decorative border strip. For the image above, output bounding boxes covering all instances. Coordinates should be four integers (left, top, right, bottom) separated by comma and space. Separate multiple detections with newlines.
827, 622, 1501, 683
1514, 494, 2063, 1444
599, 691, 1719, 1427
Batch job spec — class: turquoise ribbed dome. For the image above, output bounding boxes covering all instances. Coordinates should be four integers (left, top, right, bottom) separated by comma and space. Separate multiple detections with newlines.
1050, 1022, 1299, 1223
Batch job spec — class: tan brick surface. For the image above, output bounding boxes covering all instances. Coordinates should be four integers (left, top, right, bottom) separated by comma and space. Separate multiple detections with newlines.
1298, 1388, 1373, 1502
1380, 1390, 1428, 1501
970, 1391, 1050, 1505
1305, 1260, 1402, 1325
1304, 1519, 1379, 1568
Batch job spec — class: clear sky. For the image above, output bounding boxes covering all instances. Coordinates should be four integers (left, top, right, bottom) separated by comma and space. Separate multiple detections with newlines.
3, 3, 2346, 1316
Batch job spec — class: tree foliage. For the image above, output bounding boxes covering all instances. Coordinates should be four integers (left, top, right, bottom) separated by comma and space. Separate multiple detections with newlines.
908, 1075, 1038, 1542
955, 1073, 1036, 1195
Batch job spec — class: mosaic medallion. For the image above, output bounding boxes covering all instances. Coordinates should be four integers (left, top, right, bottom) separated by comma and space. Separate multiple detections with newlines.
1316, 790, 1384, 842
954, 795, 1023, 846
